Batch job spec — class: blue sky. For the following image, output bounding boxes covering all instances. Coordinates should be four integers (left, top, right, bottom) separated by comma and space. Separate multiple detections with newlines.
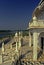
0, 0, 40, 30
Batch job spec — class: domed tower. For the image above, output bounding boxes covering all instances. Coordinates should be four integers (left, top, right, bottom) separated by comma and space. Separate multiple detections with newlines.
29, 0, 44, 61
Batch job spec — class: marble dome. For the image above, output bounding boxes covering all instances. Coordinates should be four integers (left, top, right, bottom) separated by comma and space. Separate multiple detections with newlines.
33, 0, 44, 20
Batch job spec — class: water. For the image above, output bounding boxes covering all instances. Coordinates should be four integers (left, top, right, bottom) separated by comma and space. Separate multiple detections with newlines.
0, 32, 13, 38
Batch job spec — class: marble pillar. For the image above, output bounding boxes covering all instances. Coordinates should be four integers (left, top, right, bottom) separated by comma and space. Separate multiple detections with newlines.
29, 32, 32, 47
2, 42, 5, 54
19, 32, 21, 48
15, 32, 18, 52
33, 32, 38, 61
19, 37, 21, 48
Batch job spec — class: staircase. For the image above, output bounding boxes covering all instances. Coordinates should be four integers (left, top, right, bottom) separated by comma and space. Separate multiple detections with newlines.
0, 37, 44, 65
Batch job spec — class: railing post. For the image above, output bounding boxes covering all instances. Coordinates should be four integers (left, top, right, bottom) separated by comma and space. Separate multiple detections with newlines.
2, 42, 5, 54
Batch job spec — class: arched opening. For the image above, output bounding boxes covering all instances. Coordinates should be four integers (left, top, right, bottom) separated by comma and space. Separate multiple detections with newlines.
38, 32, 44, 59
38, 32, 44, 52
41, 37, 44, 50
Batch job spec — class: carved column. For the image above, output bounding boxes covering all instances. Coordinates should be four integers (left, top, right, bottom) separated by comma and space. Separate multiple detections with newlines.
29, 32, 32, 47
16, 42, 18, 52
19, 37, 21, 48
33, 32, 38, 61
15, 32, 18, 52
19, 32, 21, 48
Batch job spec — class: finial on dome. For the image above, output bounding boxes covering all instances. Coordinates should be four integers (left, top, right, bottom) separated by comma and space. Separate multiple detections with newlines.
33, 15, 37, 21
